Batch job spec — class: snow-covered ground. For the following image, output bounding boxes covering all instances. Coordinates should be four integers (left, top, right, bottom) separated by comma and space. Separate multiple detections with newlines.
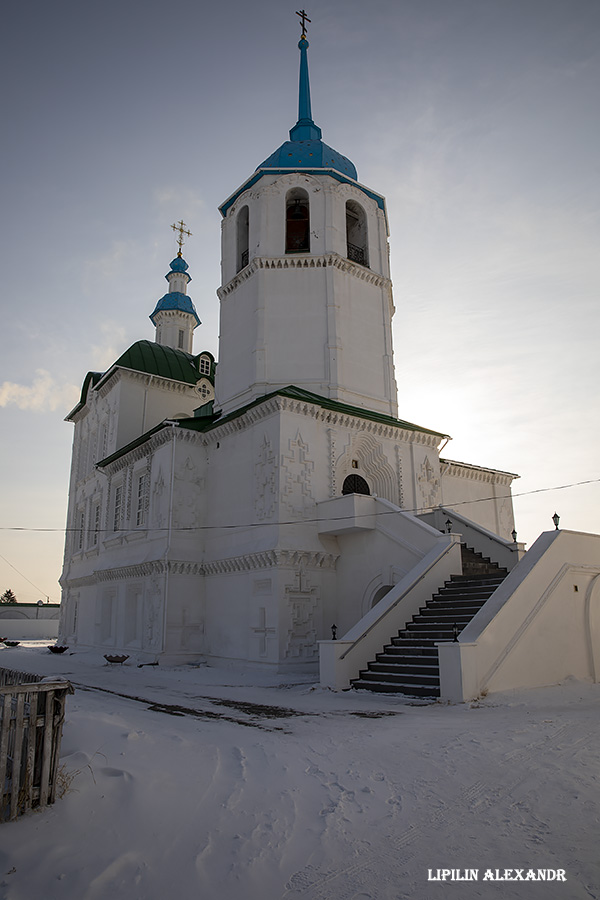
0, 642, 598, 900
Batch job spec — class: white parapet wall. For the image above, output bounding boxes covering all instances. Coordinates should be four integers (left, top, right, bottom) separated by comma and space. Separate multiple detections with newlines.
0, 604, 60, 641
418, 506, 525, 571
438, 529, 600, 701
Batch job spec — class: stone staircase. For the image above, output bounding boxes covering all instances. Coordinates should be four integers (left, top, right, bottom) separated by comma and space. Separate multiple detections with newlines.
351, 546, 508, 698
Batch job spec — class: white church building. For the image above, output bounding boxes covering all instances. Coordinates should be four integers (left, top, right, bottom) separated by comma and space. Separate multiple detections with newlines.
59, 25, 600, 701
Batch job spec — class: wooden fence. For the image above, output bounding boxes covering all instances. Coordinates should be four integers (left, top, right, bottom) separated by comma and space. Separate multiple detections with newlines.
1, 667, 73, 822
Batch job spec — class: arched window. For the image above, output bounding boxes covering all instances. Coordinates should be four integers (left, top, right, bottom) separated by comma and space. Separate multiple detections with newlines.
342, 474, 370, 495
237, 205, 249, 273
346, 200, 369, 267
286, 189, 310, 253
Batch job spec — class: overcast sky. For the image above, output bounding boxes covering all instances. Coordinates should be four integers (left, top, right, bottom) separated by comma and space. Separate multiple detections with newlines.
1, 0, 599, 602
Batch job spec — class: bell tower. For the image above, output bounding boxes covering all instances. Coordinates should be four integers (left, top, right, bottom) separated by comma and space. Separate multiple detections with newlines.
215, 23, 398, 419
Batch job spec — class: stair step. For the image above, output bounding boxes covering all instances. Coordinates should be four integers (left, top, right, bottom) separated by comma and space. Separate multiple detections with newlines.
360, 663, 440, 684
352, 679, 440, 697
388, 637, 439, 648
374, 658, 439, 672
415, 611, 477, 622
434, 584, 502, 596
352, 559, 509, 696
359, 669, 440, 687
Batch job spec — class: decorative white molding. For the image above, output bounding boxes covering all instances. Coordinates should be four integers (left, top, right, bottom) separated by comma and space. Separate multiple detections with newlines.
440, 459, 518, 486
417, 456, 441, 510
100, 426, 204, 477
255, 435, 277, 520
218, 253, 392, 299
97, 367, 199, 401
281, 430, 315, 518
205, 394, 440, 448
64, 559, 203, 588
202, 550, 338, 577
284, 569, 318, 660
395, 445, 405, 508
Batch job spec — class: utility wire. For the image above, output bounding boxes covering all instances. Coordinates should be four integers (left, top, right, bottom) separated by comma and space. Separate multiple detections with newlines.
0, 477, 598, 535
0, 552, 52, 600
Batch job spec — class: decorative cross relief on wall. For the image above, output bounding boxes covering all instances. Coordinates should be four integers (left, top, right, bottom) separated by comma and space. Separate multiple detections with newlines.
281, 431, 315, 518
143, 574, 163, 651
174, 455, 203, 529
284, 569, 318, 660
255, 436, 277, 520
152, 468, 166, 529
417, 456, 441, 510
252, 607, 276, 658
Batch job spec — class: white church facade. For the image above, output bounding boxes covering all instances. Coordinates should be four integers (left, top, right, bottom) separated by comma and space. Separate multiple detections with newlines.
59, 25, 600, 699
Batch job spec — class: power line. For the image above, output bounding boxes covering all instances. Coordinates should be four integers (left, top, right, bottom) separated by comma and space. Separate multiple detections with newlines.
0, 477, 598, 535
0, 552, 52, 600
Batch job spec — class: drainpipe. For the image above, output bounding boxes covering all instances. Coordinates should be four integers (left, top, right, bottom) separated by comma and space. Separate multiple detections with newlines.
161, 422, 178, 654
141, 374, 154, 434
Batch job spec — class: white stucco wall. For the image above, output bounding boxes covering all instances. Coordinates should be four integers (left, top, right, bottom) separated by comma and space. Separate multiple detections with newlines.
438, 529, 600, 701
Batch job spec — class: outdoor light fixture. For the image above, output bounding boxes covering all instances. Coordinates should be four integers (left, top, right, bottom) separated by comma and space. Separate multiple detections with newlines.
445, 519, 453, 534
552, 512, 560, 530
452, 622, 459, 642
331, 624, 337, 641
511, 529, 518, 543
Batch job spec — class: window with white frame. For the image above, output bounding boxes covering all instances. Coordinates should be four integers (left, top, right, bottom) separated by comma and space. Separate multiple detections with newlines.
113, 484, 123, 532
136, 473, 148, 527
199, 355, 211, 376
91, 501, 101, 546
77, 509, 85, 551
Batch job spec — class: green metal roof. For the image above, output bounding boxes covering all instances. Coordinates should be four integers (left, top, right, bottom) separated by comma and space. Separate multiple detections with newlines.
113, 340, 201, 385
178, 386, 447, 439
97, 386, 446, 469
65, 371, 103, 420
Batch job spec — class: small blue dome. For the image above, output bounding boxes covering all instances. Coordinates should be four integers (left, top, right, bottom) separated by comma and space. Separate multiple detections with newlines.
150, 291, 200, 327
169, 255, 189, 274
258, 139, 357, 181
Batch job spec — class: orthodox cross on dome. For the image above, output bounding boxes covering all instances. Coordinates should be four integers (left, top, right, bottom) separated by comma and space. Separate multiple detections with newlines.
296, 8, 311, 38
171, 219, 192, 257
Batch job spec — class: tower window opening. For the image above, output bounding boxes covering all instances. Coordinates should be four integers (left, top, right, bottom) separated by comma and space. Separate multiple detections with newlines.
342, 474, 370, 496
178, 329, 185, 349
286, 189, 310, 253
346, 200, 369, 267
237, 205, 249, 273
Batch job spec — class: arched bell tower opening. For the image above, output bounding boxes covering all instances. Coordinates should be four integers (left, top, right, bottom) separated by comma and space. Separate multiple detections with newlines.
237, 205, 249, 272
286, 188, 310, 252
346, 200, 368, 267
342, 474, 371, 496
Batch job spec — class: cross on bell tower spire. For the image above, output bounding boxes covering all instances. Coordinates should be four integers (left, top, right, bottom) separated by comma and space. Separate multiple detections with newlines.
171, 219, 192, 258
296, 8, 311, 38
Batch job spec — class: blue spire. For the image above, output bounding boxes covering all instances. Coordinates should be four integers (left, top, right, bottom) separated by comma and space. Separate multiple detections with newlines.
290, 37, 322, 142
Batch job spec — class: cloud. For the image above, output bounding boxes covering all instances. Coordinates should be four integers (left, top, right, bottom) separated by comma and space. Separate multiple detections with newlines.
90, 321, 127, 370
0, 370, 79, 412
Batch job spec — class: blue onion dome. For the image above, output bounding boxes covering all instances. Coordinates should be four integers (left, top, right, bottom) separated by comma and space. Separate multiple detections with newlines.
150, 292, 200, 327
168, 254, 189, 275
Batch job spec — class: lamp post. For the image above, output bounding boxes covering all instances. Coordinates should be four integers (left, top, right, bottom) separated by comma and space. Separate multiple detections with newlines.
552, 512, 560, 530
445, 518, 453, 534
511, 529, 518, 543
